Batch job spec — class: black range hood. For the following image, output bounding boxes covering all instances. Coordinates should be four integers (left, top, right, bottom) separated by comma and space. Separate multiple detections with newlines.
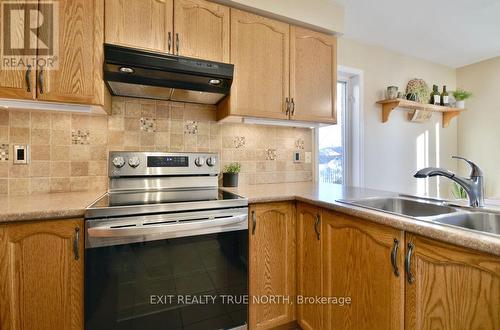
103, 43, 234, 105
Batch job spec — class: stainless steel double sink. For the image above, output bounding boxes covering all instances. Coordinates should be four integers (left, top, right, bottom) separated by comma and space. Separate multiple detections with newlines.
337, 196, 500, 236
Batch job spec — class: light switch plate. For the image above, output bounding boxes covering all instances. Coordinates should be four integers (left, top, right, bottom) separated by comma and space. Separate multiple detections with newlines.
305, 152, 312, 164
13, 145, 29, 164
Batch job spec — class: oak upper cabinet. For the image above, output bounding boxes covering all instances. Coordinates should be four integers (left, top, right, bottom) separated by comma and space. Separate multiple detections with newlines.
105, 0, 174, 53
0, 0, 107, 108
405, 234, 500, 329
249, 202, 296, 329
0, 219, 84, 330
220, 9, 290, 120
322, 210, 405, 330
290, 26, 337, 123
37, 0, 106, 105
296, 203, 323, 330
174, 0, 229, 62
0, 3, 36, 100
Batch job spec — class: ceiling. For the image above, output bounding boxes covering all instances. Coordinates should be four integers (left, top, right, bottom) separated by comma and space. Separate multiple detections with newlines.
334, 0, 500, 68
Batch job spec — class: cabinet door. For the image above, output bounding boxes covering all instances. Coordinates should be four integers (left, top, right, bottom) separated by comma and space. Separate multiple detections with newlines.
322, 211, 404, 330
0, 219, 84, 330
290, 26, 337, 123
36, 0, 104, 104
297, 203, 323, 330
174, 0, 229, 62
0, 4, 36, 100
229, 9, 289, 119
106, 0, 173, 53
405, 234, 500, 329
249, 202, 296, 329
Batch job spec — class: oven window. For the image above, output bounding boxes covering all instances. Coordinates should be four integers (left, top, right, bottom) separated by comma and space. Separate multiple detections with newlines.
85, 231, 248, 330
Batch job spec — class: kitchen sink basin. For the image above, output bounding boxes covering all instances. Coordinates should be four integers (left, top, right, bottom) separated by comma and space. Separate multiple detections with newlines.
433, 212, 500, 236
339, 197, 458, 218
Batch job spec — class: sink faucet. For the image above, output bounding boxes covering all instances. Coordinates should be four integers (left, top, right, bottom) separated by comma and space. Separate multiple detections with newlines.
414, 156, 484, 207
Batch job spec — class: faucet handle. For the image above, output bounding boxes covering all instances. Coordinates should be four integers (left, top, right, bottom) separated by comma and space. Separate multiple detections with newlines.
452, 156, 483, 177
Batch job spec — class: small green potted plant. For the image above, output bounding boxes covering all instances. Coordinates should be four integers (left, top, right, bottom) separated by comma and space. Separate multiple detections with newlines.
223, 162, 241, 187
452, 89, 473, 109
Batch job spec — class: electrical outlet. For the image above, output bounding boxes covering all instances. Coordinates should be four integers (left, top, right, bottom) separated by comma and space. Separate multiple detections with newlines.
305, 152, 312, 164
293, 151, 302, 163
13, 145, 29, 165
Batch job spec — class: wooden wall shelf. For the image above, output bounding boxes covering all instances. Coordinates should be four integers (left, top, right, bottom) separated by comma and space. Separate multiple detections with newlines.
376, 98, 464, 128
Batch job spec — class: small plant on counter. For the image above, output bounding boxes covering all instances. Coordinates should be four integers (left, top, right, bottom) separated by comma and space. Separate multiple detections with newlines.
223, 162, 241, 187
223, 163, 241, 174
452, 89, 473, 109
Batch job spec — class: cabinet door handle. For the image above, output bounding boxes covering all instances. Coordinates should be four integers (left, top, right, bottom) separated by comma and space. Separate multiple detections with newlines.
291, 98, 295, 116
73, 227, 80, 260
405, 242, 415, 283
314, 214, 320, 240
251, 210, 256, 235
38, 67, 44, 94
390, 239, 400, 277
175, 33, 179, 55
285, 97, 290, 116
25, 65, 32, 92
168, 32, 172, 53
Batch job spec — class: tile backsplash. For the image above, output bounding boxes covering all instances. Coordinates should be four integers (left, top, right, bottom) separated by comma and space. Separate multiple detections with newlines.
0, 97, 313, 195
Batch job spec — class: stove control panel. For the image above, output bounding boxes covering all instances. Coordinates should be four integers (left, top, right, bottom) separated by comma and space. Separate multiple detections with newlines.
108, 152, 219, 177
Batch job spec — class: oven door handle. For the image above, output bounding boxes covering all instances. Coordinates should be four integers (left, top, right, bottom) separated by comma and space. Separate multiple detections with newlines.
87, 214, 247, 238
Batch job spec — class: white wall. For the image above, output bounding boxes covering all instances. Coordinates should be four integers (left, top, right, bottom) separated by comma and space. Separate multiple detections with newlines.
212, 0, 344, 33
457, 57, 500, 198
337, 38, 458, 197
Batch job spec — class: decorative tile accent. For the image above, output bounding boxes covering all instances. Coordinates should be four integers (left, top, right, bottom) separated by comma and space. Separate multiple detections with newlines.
234, 136, 246, 148
295, 138, 305, 150
71, 130, 90, 145
266, 148, 277, 161
184, 121, 198, 135
0, 144, 8, 161
140, 117, 156, 132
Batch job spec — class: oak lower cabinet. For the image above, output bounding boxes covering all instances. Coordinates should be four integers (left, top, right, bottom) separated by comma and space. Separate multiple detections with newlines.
0, 219, 84, 330
405, 233, 500, 329
296, 203, 323, 330
249, 202, 296, 329
322, 210, 405, 330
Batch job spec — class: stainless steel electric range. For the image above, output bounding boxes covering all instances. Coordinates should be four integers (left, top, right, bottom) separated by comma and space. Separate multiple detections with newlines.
85, 152, 248, 330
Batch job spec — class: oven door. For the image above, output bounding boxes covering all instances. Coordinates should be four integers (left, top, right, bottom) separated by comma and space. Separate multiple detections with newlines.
85, 208, 248, 330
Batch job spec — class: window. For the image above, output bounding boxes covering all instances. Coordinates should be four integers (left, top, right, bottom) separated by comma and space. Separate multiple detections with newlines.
318, 81, 347, 184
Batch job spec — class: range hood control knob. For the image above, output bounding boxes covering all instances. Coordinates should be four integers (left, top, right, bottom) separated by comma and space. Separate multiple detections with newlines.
195, 157, 205, 167
206, 157, 216, 167
112, 157, 125, 168
128, 157, 141, 168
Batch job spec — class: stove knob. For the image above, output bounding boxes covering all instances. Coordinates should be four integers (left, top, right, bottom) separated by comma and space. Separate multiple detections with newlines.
206, 157, 217, 167
128, 156, 141, 168
195, 157, 205, 167
112, 156, 125, 168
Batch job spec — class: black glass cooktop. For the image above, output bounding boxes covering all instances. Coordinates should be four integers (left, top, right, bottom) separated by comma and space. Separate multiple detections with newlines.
89, 189, 244, 208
